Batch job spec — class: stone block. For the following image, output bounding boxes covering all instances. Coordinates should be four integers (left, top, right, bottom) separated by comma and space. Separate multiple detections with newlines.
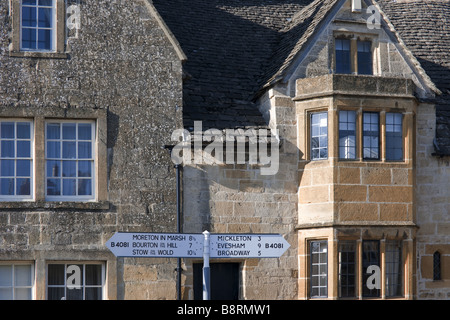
338, 166, 360, 184
338, 202, 378, 221
299, 185, 329, 203
335, 185, 367, 202
369, 186, 413, 203
361, 167, 391, 185
379, 203, 409, 221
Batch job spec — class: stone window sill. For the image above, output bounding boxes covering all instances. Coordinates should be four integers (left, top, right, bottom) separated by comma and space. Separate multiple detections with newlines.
9, 51, 68, 59
0, 201, 109, 211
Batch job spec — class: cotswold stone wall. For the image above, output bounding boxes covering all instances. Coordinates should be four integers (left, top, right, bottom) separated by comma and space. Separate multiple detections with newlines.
0, 0, 183, 299
416, 104, 450, 299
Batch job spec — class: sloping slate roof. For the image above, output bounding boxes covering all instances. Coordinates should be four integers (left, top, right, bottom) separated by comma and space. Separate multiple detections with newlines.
377, 0, 450, 154
260, 0, 340, 91
153, 0, 450, 151
152, 0, 316, 130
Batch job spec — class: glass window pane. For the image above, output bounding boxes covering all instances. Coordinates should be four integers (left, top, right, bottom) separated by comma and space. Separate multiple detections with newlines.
22, 6, 37, 27
386, 241, 403, 297
17, 160, 31, 177
38, 7, 52, 28
1, 123, 14, 139
0, 178, 14, 195
14, 265, 32, 286
85, 265, 102, 285
1, 141, 15, 158
78, 124, 92, 140
37, 29, 52, 50
311, 113, 327, 160
16, 178, 31, 196
62, 179, 76, 196
78, 142, 92, 159
78, 179, 92, 196
62, 141, 76, 159
15, 288, 32, 300
22, 28, 37, 50
386, 113, 403, 161
47, 265, 64, 285
47, 179, 60, 196
17, 123, 31, 139
362, 241, 380, 297
0, 288, 13, 300
47, 160, 60, 177
0, 265, 12, 286
1, 160, 14, 177
39, 0, 53, 6
62, 161, 76, 177
47, 287, 64, 300
47, 124, 60, 140
17, 141, 31, 158
357, 41, 372, 75
335, 39, 351, 74
62, 124, 76, 140
339, 110, 356, 160
310, 241, 328, 298
66, 287, 83, 300
78, 161, 91, 177
24, 0, 37, 5
85, 287, 102, 300
47, 141, 60, 158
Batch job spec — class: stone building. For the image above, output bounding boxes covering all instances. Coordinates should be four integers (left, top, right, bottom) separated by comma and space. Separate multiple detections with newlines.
0, 0, 186, 299
0, 0, 449, 300
154, 0, 450, 300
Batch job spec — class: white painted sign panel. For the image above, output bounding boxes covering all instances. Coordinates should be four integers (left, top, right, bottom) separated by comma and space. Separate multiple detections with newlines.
209, 234, 290, 258
106, 232, 204, 258
106, 232, 290, 259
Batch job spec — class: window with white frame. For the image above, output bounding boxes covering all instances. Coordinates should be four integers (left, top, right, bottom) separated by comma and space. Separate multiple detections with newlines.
0, 120, 33, 200
0, 263, 34, 300
47, 263, 105, 300
310, 112, 328, 160
21, 0, 56, 52
310, 240, 328, 298
45, 121, 95, 200
339, 110, 357, 160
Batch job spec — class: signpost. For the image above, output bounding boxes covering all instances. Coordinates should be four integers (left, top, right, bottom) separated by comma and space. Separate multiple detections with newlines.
106, 231, 290, 300
106, 232, 203, 258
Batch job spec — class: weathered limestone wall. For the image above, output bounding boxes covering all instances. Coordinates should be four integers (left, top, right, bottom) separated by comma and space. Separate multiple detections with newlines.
415, 104, 450, 299
182, 94, 300, 300
0, 0, 183, 300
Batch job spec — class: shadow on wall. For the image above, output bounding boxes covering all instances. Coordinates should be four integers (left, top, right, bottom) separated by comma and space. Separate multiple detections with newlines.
179, 135, 304, 233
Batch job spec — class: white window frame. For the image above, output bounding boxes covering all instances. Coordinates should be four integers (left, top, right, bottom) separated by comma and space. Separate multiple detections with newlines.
310, 240, 328, 298
45, 120, 96, 201
20, 0, 57, 52
46, 262, 105, 300
0, 119, 34, 201
0, 262, 35, 300
310, 112, 328, 161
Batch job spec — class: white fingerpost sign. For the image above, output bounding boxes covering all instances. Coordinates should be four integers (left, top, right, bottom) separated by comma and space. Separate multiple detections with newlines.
105, 232, 204, 258
210, 233, 290, 258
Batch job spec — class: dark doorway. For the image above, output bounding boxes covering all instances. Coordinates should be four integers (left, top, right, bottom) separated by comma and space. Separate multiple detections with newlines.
193, 263, 240, 300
